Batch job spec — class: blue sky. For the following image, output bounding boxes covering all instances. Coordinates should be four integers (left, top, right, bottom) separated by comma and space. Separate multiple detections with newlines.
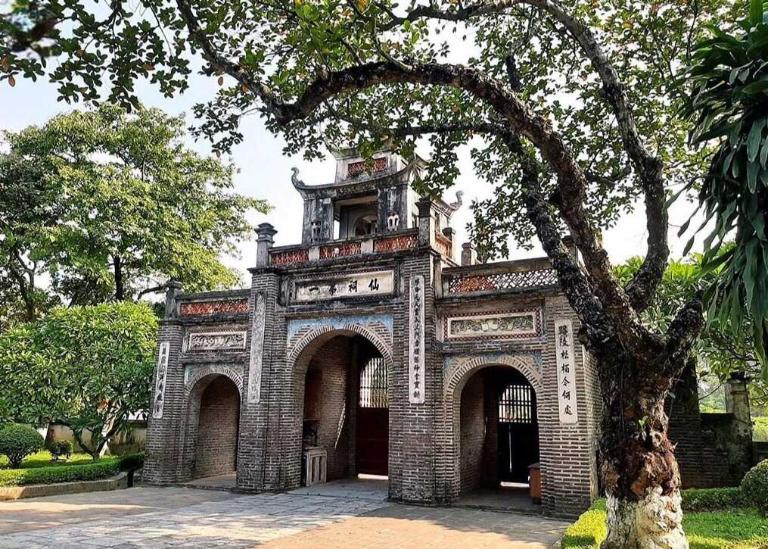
0, 70, 699, 283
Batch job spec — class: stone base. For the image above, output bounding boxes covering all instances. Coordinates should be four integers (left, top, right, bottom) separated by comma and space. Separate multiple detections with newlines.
0, 472, 128, 501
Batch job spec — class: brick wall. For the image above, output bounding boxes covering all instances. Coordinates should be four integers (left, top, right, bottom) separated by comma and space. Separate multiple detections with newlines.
459, 372, 485, 494
305, 336, 354, 480
194, 376, 240, 478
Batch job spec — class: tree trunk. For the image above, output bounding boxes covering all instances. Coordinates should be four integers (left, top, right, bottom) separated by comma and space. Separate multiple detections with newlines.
113, 255, 124, 301
598, 349, 688, 548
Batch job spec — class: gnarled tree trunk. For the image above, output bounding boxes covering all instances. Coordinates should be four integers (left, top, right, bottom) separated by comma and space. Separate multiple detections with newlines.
598, 349, 688, 548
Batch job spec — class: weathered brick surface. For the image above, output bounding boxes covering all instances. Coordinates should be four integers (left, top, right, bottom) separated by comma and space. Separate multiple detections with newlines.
145, 246, 602, 515
194, 376, 240, 478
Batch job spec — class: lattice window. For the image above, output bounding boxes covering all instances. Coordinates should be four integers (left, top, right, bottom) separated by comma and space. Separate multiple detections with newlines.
359, 357, 388, 408
446, 268, 558, 294
499, 384, 534, 424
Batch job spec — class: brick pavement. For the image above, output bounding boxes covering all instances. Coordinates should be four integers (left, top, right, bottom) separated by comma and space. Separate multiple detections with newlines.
0, 484, 569, 548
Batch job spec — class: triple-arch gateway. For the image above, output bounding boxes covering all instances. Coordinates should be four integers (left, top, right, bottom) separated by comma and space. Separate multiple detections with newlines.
144, 149, 601, 515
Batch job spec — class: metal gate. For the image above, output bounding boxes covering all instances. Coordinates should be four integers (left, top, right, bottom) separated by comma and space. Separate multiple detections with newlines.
497, 383, 539, 483
356, 357, 389, 476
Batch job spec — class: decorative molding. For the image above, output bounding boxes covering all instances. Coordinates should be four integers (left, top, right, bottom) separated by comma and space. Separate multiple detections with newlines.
442, 353, 542, 395
374, 233, 418, 253
184, 364, 243, 395
286, 314, 393, 368
247, 293, 266, 404
409, 275, 426, 404
178, 299, 249, 317
293, 270, 394, 303
152, 342, 170, 419
185, 331, 247, 352
271, 248, 310, 265
555, 319, 579, 424
444, 268, 558, 294
347, 157, 387, 178
445, 310, 539, 340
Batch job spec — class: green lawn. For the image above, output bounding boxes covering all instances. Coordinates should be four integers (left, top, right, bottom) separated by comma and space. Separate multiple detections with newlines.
0, 451, 99, 469
563, 500, 768, 548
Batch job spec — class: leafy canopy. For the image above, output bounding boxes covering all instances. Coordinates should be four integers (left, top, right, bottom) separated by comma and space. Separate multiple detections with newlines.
0, 104, 269, 309
684, 0, 768, 364
0, 302, 158, 458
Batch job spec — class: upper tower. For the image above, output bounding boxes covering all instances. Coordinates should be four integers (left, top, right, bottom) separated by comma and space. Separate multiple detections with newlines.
291, 148, 462, 246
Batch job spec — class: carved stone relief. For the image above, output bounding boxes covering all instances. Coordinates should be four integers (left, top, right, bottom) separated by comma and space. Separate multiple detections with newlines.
185, 331, 247, 352
247, 293, 266, 404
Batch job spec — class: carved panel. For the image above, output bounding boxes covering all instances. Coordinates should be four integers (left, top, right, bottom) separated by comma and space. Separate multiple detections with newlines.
270, 248, 310, 266
446, 311, 539, 340
445, 268, 558, 294
347, 157, 387, 178
409, 275, 426, 404
293, 270, 394, 303
319, 241, 362, 259
152, 342, 170, 419
374, 233, 418, 253
434, 233, 452, 258
247, 293, 266, 404
185, 331, 247, 352
179, 299, 249, 316
555, 319, 578, 424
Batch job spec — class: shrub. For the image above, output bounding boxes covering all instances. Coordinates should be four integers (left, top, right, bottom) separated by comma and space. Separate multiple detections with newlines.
117, 452, 145, 471
0, 424, 44, 468
0, 459, 119, 487
742, 460, 768, 516
682, 487, 747, 511
561, 500, 607, 548
48, 440, 73, 462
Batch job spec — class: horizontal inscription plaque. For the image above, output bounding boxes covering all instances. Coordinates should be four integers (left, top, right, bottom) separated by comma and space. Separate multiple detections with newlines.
294, 270, 394, 302
447, 311, 538, 339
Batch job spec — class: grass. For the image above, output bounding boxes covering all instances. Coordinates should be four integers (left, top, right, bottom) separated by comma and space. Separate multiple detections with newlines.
0, 451, 99, 469
562, 499, 768, 548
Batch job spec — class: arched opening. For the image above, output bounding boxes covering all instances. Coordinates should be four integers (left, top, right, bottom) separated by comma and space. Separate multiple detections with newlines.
458, 366, 540, 507
191, 375, 240, 480
300, 333, 389, 485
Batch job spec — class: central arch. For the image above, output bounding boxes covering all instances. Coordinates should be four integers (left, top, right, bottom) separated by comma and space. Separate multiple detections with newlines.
286, 327, 394, 489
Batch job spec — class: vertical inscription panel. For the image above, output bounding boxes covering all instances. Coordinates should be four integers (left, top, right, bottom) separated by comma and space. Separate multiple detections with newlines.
409, 275, 426, 404
247, 293, 266, 404
152, 342, 170, 419
554, 319, 578, 424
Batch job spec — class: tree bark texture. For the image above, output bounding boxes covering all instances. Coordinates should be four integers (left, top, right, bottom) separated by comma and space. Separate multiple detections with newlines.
598, 348, 688, 548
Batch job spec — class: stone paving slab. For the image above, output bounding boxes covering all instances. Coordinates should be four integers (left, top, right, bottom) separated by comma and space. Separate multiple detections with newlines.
0, 484, 569, 548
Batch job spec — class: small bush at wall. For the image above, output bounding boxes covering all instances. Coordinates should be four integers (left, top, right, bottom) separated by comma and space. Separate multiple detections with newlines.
742, 460, 768, 516
682, 487, 747, 512
0, 424, 44, 468
48, 440, 73, 462
0, 459, 119, 487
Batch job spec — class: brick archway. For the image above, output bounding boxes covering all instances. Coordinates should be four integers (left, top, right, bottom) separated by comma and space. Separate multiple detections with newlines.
282, 322, 394, 489
179, 371, 242, 481
436, 354, 543, 502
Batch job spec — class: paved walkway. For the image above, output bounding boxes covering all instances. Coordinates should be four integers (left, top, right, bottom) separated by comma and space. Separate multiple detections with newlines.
0, 483, 569, 548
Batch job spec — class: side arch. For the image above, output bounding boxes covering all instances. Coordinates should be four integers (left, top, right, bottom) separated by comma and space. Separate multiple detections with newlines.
436, 353, 543, 503
184, 365, 244, 397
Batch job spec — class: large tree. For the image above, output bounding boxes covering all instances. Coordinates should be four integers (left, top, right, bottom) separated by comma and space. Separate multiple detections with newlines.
1, 0, 762, 545
0, 105, 269, 312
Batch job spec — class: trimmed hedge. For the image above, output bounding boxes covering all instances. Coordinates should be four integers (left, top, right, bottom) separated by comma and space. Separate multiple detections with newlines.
117, 452, 145, 471
682, 487, 747, 512
0, 459, 119, 487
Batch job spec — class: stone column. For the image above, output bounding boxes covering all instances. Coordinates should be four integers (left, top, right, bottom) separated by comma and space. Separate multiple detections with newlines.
255, 223, 277, 267
461, 242, 476, 266
416, 198, 435, 248
725, 372, 753, 481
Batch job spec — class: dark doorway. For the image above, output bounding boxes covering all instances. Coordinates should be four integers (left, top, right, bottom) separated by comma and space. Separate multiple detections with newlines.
356, 357, 389, 476
497, 382, 539, 483
193, 376, 240, 479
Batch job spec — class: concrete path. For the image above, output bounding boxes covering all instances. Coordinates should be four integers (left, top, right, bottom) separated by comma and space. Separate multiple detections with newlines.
0, 483, 569, 548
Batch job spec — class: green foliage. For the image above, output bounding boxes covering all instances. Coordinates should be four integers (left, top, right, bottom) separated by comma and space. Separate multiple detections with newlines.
562, 498, 768, 548
0, 302, 157, 457
0, 424, 44, 468
753, 416, 768, 440
48, 440, 73, 462
741, 459, 768, 515
0, 459, 119, 487
0, 451, 97, 469
684, 3, 768, 365
682, 487, 747, 511
0, 104, 269, 308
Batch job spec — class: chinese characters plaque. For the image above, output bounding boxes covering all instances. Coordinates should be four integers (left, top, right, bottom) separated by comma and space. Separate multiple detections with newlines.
554, 319, 579, 424
294, 270, 394, 302
409, 275, 426, 404
247, 293, 266, 404
152, 342, 170, 419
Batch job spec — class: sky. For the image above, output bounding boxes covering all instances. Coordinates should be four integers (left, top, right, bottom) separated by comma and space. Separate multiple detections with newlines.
0, 67, 702, 285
